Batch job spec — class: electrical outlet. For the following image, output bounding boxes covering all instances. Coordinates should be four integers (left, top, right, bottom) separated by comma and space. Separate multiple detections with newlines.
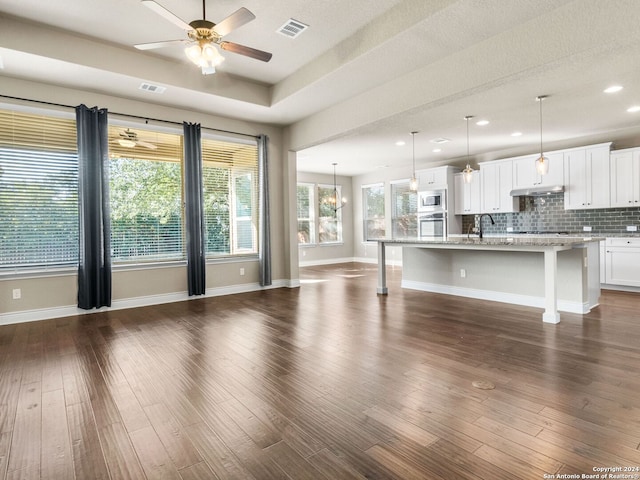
506, 227, 514, 233
12, 288, 21, 300
627, 226, 638, 232
240, 268, 245, 276
583, 226, 592, 232
460, 269, 466, 278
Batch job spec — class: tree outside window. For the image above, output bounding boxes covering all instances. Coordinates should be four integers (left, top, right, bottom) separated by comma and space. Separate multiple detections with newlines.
391, 181, 417, 238
296, 184, 314, 244
318, 185, 343, 243
363, 183, 385, 241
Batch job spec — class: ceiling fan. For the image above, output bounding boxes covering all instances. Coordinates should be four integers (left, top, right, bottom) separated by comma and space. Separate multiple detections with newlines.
135, 0, 272, 75
113, 129, 158, 149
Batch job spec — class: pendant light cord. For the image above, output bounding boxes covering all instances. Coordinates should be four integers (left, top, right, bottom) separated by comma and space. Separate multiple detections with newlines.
466, 117, 470, 160
411, 131, 417, 177
539, 97, 543, 155
537, 95, 547, 157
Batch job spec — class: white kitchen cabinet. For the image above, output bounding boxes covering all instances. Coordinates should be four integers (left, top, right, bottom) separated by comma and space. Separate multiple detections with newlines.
418, 166, 448, 189
599, 241, 606, 284
605, 237, 640, 287
610, 148, 640, 207
480, 160, 519, 213
564, 144, 611, 210
454, 171, 481, 215
512, 151, 564, 190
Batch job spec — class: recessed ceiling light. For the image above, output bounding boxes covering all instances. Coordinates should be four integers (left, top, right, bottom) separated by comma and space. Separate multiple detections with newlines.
476, 120, 490, 126
511, 131, 523, 137
395, 141, 406, 146
627, 106, 640, 113
604, 85, 623, 93
432, 148, 442, 153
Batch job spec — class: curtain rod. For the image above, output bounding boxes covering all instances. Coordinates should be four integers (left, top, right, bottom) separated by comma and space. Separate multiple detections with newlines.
0, 94, 260, 140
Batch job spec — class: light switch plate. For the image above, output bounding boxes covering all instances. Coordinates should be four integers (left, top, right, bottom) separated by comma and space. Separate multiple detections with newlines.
583, 226, 592, 232
627, 225, 638, 232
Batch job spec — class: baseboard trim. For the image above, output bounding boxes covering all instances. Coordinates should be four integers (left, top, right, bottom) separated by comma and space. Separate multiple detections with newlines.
401, 280, 591, 314
0, 279, 291, 326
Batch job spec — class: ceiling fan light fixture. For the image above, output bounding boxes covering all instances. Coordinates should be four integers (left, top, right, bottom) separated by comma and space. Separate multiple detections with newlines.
118, 138, 137, 148
185, 43, 203, 64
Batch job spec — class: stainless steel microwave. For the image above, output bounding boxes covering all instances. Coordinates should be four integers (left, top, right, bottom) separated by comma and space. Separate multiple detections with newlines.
418, 190, 445, 212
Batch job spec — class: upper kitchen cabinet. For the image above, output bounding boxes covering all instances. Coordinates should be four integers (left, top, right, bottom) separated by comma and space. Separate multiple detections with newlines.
610, 148, 640, 207
480, 160, 519, 213
417, 166, 451, 189
454, 171, 481, 215
512, 151, 564, 190
564, 143, 611, 210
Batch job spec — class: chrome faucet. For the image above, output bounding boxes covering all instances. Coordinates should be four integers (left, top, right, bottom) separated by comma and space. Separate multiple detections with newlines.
478, 213, 495, 239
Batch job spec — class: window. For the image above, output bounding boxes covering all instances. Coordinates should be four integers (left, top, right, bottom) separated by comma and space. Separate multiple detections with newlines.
363, 183, 385, 240
296, 184, 314, 244
202, 136, 258, 257
391, 181, 417, 238
109, 126, 184, 263
318, 185, 343, 243
0, 108, 79, 271
297, 182, 344, 244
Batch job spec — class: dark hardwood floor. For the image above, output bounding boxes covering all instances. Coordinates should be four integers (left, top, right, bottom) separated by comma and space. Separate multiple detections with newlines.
1, 263, 640, 479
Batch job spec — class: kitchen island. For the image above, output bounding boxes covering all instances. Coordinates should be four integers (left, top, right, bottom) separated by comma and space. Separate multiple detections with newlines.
377, 236, 603, 323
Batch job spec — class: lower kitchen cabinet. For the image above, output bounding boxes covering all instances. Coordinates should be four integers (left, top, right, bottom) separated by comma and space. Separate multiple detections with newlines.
605, 238, 640, 287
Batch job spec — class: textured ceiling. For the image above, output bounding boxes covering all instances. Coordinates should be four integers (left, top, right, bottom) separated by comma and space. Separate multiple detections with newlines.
1, 0, 640, 175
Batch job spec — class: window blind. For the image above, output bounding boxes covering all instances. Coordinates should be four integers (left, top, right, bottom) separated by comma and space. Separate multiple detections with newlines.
296, 184, 314, 244
391, 181, 417, 238
363, 183, 385, 240
0, 108, 79, 270
202, 136, 258, 256
108, 125, 184, 262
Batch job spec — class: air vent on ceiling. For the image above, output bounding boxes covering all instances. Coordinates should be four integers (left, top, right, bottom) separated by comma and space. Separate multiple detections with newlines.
139, 83, 166, 94
277, 19, 309, 38
430, 137, 451, 144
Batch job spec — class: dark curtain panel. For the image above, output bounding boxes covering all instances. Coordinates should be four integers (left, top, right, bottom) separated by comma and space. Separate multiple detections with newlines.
183, 122, 206, 295
258, 134, 272, 286
76, 104, 112, 309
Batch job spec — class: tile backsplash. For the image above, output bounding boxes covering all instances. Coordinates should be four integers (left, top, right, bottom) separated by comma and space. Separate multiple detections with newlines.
462, 193, 640, 235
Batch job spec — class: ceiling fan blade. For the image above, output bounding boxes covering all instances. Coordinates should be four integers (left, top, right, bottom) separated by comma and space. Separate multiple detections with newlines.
136, 141, 158, 150
212, 7, 256, 37
135, 39, 186, 50
219, 41, 272, 62
141, 0, 193, 31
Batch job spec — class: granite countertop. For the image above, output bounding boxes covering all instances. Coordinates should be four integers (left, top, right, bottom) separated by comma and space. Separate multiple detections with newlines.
378, 236, 603, 247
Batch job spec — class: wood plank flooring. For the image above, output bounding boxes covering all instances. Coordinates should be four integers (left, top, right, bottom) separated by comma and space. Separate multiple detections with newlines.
1, 262, 640, 479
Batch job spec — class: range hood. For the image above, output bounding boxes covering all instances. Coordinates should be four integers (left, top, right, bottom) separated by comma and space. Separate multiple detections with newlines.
509, 185, 564, 196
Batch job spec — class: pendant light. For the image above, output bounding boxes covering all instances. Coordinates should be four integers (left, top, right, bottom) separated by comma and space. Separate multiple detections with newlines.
330, 162, 346, 212
462, 115, 474, 184
409, 131, 419, 192
536, 95, 549, 175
